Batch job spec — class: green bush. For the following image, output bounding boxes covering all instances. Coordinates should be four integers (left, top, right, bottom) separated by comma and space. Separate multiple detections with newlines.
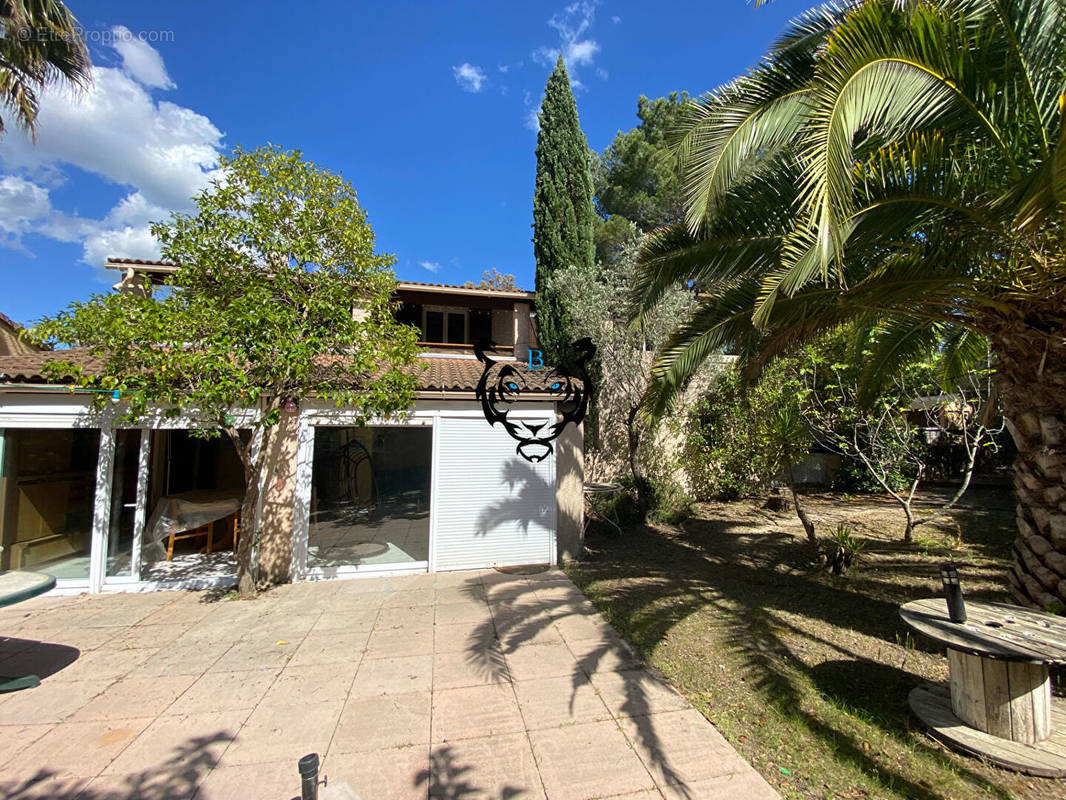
646, 471, 696, 525
679, 360, 810, 500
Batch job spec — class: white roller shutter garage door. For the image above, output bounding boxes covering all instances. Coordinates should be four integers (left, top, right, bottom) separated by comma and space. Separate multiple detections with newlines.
433, 416, 556, 571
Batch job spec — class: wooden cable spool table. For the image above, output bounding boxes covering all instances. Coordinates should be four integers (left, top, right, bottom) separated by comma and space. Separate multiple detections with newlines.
900, 598, 1066, 776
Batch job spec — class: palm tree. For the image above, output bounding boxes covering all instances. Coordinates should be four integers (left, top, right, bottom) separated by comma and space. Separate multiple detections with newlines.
633, 0, 1066, 607
0, 1, 91, 137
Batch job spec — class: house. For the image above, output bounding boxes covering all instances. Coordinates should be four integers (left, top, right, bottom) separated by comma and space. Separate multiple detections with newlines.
0, 259, 583, 594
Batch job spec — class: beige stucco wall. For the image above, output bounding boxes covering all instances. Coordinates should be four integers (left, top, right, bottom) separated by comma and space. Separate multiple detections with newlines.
555, 419, 584, 563
513, 302, 532, 362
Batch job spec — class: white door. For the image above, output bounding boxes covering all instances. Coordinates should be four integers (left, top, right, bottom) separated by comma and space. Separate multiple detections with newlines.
433, 416, 556, 571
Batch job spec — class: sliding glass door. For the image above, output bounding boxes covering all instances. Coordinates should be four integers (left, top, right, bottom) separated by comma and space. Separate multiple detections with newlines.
306, 425, 432, 571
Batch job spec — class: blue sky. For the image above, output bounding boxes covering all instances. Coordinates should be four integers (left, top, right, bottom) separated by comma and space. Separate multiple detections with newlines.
0, 0, 812, 324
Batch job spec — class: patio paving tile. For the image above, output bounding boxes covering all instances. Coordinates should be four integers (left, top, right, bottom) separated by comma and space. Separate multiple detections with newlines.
1, 570, 777, 800
431, 683, 525, 743
565, 633, 645, 674
503, 641, 582, 681
136, 600, 215, 627
378, 604, 435, 628
589, 670, 692, 719
101, 709, 248, 776
553, 612, 618, 643
618, 709, 752, 788
259, 661, 359, 706
434, 601, 493, 626
207, 639, 297, 673
239, 613, 321, 643
130, 640, 234, 677
6, 717, 153, 780
70, 674, 197, 721
330, 691, 432, 753
5, 626, 122, 653
78, 769, 201, 800
0, 723, 52, 768
351, 653, 432, 696
324, 745, 429, 800
433, 621, 498, 654
382, 587, 437, 607
366, 624, 434, 658
512, 673, 613, 730
433, 646, 508, 690
287, 630, 369, 666
0, 774, 89, 799
0, 679, 108, 725
190, 760, 296, 800
434, 585, 487, 605
44, 648, 152, 683
429, 733, 545, 799
311, 604, 380, 631
528, 719, 657, 800
215, 699, 342, 766
98, 622, 193, 652
165, 668, 281, 714
657, 771, 780, 799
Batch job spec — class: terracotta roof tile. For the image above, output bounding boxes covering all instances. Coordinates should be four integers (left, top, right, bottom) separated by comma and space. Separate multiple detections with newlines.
106, 258, 181, 267
0, 349, 562, 395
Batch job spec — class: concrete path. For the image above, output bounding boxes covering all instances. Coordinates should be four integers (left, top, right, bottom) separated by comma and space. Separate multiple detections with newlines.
0, 569, 778, 800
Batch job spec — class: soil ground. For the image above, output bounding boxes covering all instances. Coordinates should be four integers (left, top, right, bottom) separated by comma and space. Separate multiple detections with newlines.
566, 487, 1066, 800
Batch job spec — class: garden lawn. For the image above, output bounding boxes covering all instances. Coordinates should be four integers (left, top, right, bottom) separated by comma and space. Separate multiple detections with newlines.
566, 488, 1064, 800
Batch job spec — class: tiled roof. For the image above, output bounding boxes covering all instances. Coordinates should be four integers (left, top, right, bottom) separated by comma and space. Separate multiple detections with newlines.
0, 311, 23, 330
106, 258, 181, 267
101, 262, 530, 297
0, 348, 561, 394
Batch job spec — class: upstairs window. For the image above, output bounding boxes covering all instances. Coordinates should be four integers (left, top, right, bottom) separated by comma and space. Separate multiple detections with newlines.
422, 307, 467, 344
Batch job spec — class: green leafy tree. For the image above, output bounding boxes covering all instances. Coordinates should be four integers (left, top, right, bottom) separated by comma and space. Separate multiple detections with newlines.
547, 238, 691, 519
797, 331, 1003, 543
32, 145, 422, 598
533, 56, 596, 364
682, 357, 815, 541
463, 268, 519, 291
0, 1, 91, 137
632, 0, 1066, 607
593, 93, 689, 233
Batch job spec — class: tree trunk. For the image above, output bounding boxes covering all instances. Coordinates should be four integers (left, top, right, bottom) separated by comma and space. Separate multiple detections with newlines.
625, 405, 649, 519
990, 321, 1066, 608
784, 457, 816, 543
236, 468, 261, 598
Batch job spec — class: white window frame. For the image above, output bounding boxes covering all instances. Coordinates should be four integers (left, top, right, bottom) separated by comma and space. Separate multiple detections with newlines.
291, 402, 437, 581
421, 305, 469, 345
0, 391, 262, 594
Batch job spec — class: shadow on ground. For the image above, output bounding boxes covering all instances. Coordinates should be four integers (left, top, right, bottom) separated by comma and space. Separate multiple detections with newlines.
562, 491, 1046, 800
0, 731, 263, 800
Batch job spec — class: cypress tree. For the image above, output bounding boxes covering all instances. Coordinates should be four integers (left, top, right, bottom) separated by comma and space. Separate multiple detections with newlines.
533, 56, 596, 364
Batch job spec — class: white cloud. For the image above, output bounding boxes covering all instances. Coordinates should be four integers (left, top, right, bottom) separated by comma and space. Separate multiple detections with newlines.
612, 15, 621, 24
566, 39, 600, 66
452, 63, 487, 93
0, 32, 224, 270
525, 107, 541, 132
82, 225, 162, 268
419, 260, 441, 274
0, 176, 51, 238
111, 25, 175, 89
532, 1, 604, 89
